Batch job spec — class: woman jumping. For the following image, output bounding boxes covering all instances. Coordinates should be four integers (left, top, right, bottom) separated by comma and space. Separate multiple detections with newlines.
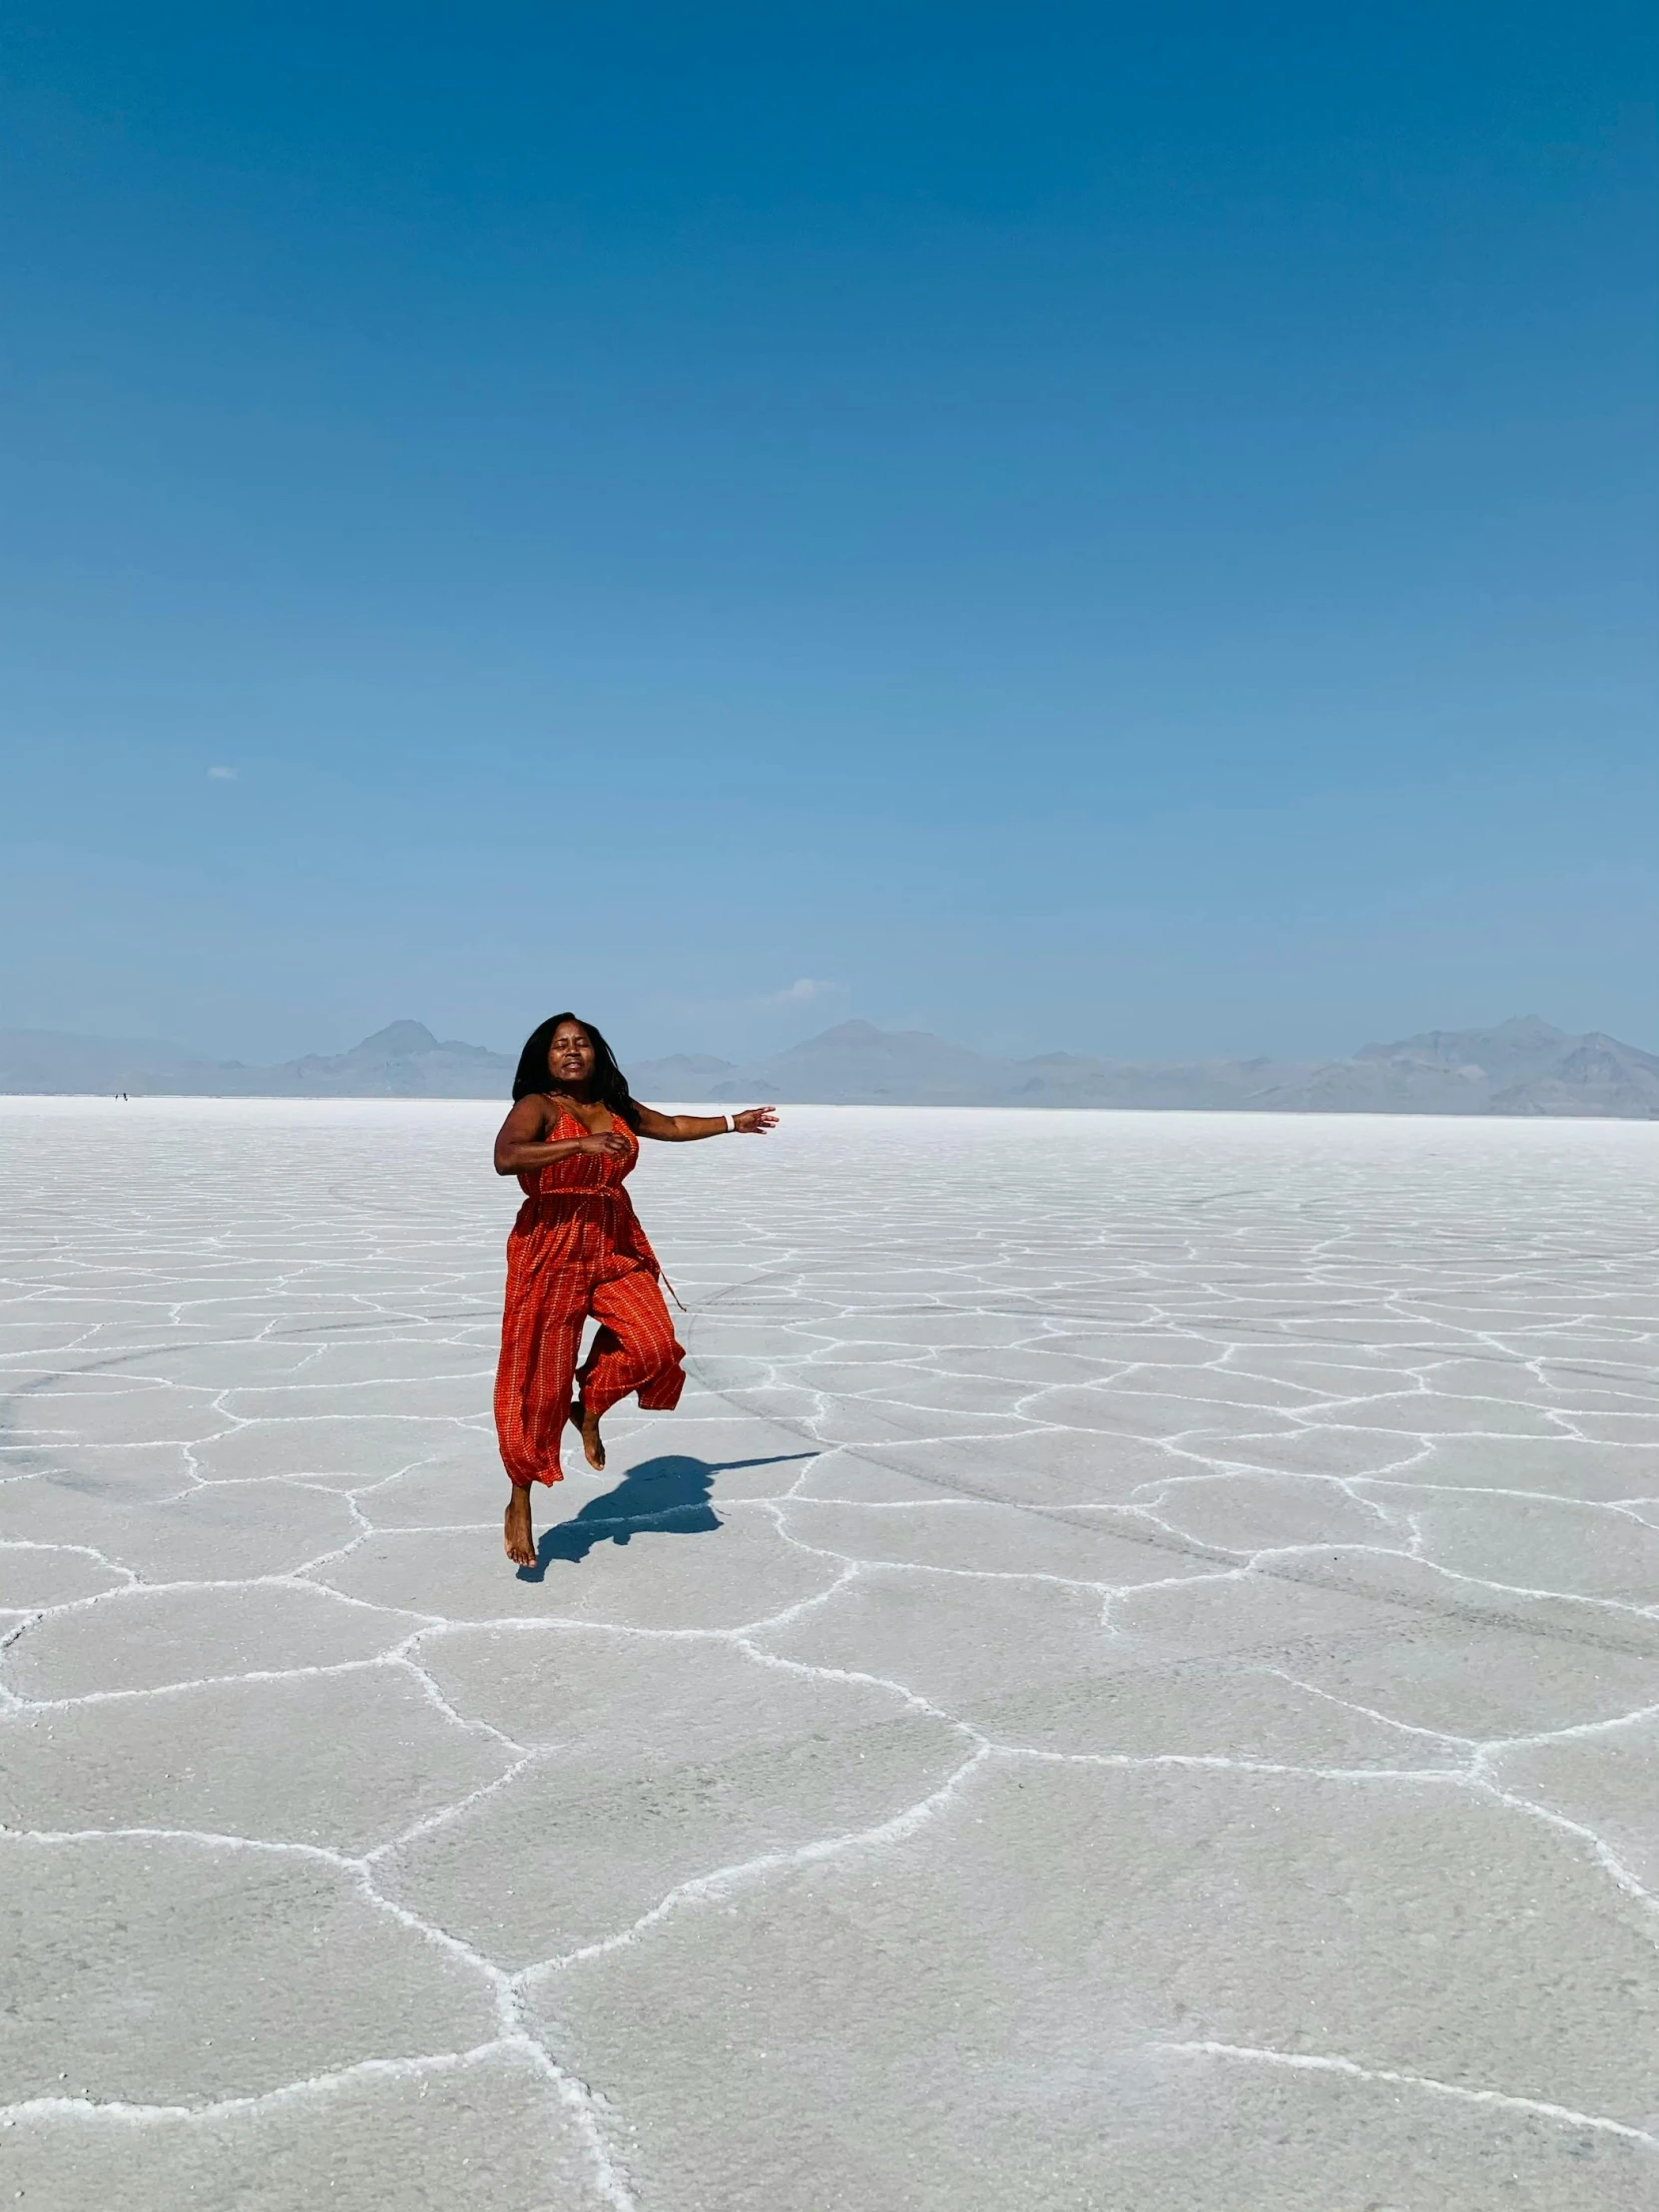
494, 1012, 777, 1567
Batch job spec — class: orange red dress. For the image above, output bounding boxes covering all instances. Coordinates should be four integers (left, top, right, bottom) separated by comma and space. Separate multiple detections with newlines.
493, 1107, 686, 1487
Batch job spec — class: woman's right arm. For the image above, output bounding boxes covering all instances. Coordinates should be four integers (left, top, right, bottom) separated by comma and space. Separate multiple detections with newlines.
492, 1096, 627, 1176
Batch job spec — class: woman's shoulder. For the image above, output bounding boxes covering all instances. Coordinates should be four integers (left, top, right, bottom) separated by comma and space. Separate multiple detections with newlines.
506, 1089, 559, 1128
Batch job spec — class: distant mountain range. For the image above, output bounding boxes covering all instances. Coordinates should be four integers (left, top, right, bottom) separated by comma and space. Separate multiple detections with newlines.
630, 1017, 1659, 1118
3, 1014, 1656, 1117
0, 1020, 513, 1100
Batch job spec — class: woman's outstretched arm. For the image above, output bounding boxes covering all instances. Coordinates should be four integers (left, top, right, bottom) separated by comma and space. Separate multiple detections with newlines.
634, 1104, 779, 1143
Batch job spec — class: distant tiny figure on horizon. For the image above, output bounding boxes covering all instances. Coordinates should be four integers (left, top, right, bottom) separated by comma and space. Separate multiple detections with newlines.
493, 1012, 777, 1569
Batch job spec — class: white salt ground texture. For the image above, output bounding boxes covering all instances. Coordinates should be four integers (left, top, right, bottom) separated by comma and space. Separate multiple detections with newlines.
1, 1098, 1657, 2212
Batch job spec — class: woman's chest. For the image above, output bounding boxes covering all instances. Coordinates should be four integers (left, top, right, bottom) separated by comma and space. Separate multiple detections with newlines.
550, 1097, 616, 1137
547, 1106, 637, 1182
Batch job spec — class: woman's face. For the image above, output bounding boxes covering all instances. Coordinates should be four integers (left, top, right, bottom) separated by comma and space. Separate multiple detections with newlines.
547, 1022, 597, 1088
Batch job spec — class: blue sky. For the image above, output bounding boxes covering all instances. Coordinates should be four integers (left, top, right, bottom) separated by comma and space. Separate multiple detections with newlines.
2, 0, 1654, 1065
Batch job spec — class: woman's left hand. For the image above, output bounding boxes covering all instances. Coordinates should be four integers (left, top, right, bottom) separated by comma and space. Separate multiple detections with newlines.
732, 1106, 779, 1134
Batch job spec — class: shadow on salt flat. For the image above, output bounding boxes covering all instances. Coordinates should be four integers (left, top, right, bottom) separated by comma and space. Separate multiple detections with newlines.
519, 1450, 816, 1581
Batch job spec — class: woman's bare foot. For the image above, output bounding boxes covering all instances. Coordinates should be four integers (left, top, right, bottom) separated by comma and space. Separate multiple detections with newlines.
504, 1487, 536, 1567
569, 1398, 606, 1470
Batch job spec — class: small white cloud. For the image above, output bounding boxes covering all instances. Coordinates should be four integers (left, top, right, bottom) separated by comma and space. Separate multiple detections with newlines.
766, 977, 843, 1007
208, 765, 237, 781
648, 977, 848, 1030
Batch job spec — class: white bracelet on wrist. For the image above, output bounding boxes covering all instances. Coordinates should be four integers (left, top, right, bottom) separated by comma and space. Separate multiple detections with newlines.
723, 1113, 735, 1133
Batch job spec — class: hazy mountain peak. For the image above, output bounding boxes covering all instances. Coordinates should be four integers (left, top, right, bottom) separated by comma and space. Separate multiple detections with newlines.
798, 1019, 891, 1046
1353, 1017, 1572, 1070
354, 1020, 441, 1055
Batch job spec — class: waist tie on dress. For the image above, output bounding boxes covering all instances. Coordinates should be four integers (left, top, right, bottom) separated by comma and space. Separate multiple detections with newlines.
532, 1186, 686, 1311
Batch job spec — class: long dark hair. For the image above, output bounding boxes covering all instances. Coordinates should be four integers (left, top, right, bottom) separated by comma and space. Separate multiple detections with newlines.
511, 1013, 641, 1130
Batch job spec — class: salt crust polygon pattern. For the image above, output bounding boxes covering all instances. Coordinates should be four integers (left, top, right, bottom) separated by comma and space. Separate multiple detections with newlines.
1, 1100, 1657, 2208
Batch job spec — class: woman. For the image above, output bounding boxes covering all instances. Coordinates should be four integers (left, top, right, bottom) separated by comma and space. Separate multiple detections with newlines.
494, 1013, 777, 1567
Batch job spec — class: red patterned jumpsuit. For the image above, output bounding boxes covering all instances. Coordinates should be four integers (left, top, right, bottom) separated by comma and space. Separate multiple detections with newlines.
493, 1107, 686, 1486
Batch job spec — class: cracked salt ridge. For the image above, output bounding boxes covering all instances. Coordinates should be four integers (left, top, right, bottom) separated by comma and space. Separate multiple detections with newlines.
2, 1105, 1659, 2198
1151, 2042, 1659, 2148
0, 2038, 540, 2122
